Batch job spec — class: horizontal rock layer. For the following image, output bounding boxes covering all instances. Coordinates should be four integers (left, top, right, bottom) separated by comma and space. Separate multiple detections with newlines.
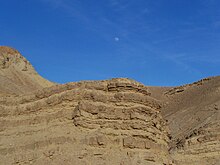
0, 78, 174, 165
1, 47, 220, 165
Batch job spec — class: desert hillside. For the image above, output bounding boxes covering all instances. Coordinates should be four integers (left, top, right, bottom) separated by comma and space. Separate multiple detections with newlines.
0, 46, 54, 96
162, 77, 220, 165
0, 46, 219, 165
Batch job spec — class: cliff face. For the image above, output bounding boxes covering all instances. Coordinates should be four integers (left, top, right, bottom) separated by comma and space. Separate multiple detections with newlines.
0, 78, 174, 165
0, 46, 220, 165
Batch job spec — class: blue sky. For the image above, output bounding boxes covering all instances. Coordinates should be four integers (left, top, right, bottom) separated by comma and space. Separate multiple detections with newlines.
0, 0, 220, 86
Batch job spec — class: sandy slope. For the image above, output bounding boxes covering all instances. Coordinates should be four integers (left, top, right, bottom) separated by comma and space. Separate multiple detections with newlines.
0, 46, 54, 96
161, 77, 220, 165
0, 46, 219, 165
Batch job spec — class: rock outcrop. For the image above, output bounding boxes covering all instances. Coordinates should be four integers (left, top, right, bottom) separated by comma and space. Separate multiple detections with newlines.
0, 78, 174, 165
0, 46, 220, 165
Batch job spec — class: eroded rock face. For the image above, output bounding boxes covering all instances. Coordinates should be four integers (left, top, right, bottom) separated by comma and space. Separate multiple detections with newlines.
0, 47, 220, 165
0, 78, 174, 165
71, 80, 173, 164
0, 46, 29, 70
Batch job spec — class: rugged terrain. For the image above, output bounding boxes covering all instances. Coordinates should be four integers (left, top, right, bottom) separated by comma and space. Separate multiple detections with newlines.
0, 46, 219, 165
0, 46, 54, 96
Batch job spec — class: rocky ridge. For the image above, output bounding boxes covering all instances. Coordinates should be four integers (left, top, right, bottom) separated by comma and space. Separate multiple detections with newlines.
162, 76, 220, 165
0, 76, 174, 165
0, 46, 220, 165
0, 46, 54, 96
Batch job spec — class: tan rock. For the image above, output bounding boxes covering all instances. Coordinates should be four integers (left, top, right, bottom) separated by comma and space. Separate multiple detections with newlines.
0, 47, 220, 165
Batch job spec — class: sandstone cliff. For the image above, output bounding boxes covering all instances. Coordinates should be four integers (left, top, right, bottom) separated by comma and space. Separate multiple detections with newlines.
0, 46, 219, 165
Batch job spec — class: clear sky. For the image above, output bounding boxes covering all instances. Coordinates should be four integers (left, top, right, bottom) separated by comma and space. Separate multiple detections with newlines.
0, 0, 220, 86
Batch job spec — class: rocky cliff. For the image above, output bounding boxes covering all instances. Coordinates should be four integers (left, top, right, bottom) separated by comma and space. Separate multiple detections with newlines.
0, 46, 219, 165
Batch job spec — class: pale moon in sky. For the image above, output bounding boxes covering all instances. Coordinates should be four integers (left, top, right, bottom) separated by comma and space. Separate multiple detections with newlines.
114, 37, 119, 41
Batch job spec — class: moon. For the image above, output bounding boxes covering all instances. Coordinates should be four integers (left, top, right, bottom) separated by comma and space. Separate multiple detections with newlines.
114, 37, 119, 42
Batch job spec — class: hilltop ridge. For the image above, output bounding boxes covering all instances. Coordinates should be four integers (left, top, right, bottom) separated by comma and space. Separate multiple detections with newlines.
0, 46, 54, 95
0, 47, 219, 165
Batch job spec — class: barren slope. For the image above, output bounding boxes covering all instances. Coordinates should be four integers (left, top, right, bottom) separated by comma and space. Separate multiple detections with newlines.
162, 77, 220, 165
0, 46, 54, 96
0, 47, 220, 165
